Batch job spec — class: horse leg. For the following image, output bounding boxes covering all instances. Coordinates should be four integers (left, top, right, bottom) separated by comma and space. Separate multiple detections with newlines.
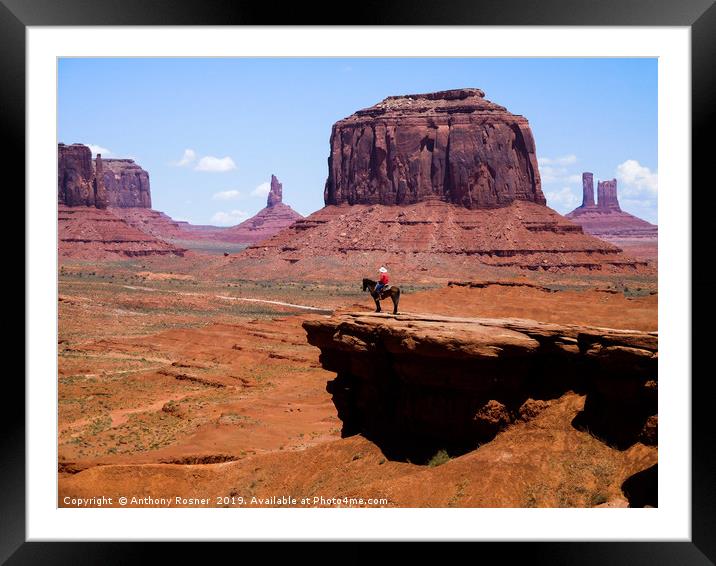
374, 298, 381, 313
392, 291, 399, 315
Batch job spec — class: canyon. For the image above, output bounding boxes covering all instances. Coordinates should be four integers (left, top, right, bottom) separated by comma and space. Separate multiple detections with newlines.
305, 312, 657, 460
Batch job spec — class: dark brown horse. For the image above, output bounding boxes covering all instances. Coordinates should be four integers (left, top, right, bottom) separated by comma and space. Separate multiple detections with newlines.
362, 278, 401, 315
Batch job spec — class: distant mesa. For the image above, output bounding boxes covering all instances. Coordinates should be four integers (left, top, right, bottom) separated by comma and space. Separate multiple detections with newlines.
324, 88, 546, 209
58, 143, 151, 209
566, 172, 658, 240
58, 143, 185, 259
57, 143, 302, 256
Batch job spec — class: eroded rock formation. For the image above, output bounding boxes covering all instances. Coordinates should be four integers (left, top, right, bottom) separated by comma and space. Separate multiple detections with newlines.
567, 172, 657, 241
58, 143, 152, 209
58, 144, 95, 207
304, 312, 657, 460
229, 91, 650, 277
324, 88, 546, 209
581, 172, 595, 208
58, 144, 186, 258
597, 179, 620, 211
98, 159, 152, 208
218, 174, 303, 244
267, 174, 283, 208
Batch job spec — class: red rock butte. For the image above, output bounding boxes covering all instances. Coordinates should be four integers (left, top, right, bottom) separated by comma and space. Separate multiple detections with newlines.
59, 143, 152, 209
324, 88, 545, 209
216, 174, 303, 244
58, 143, 186, 259
567, 172, 658, 240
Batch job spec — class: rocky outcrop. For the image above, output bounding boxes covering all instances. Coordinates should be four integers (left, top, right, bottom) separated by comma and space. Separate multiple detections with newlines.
567, 172, 657, 241
58, 144, 95, 206
219, 175, 303, 244
580, 172, 595, 208
97, 159, 152, 208
267, 174, 283, 208
597, 179, 620, 211
58, 144, 152, 209
93, 154, 109, 209
304, 312, 657, 460
324, 88, 545, 209
57, 144, 186, 258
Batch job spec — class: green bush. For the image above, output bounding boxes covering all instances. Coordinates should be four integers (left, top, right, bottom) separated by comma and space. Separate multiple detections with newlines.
427, 449, 450, 467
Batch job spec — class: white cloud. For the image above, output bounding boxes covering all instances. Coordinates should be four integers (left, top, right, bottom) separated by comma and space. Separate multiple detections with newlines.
544, 186, 580, 212
540, 165, 567, 184
251, 182, 271, 197
620, 198, 657, 224
538, 154, 577, 167
88, 144, 111, 157
538, 156, 581, 185
172, 149, 237, 172
210, 209, 249, 226
616, 159, 658, 196
195, 156, 237, 173
212, 190, 243, 201
173, 148, 196, 167
538, 156, 582, 213
540, 167, 583, 185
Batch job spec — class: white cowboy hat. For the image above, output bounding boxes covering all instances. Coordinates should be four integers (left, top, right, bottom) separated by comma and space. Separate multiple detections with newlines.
379, 267, 388, 273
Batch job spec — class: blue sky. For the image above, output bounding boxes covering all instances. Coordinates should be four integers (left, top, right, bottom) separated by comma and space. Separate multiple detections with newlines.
58, 58, 657, 224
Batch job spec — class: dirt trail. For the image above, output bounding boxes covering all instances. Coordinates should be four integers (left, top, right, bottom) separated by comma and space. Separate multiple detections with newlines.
121, 284, 332, 312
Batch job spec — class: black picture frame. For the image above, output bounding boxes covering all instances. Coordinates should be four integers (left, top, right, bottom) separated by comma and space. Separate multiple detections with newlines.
7, 0, 713, 562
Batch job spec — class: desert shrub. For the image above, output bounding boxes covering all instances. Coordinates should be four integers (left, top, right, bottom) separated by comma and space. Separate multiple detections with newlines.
428, 449, 451, 467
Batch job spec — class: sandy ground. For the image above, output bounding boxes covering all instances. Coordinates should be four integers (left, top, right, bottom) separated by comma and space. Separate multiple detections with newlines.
57, 259, 657, 507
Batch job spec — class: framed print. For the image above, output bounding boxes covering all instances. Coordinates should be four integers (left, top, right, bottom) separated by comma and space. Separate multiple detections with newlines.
7, 0, 714, 562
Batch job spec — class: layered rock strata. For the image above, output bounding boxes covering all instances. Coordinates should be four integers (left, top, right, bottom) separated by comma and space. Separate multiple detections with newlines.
304, 312, 657, 459
58, 205, 186, 260
237, 200, 647, 276
324, 88, 546, 209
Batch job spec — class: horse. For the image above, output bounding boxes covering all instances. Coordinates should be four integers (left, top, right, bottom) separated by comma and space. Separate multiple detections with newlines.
362, 278, 401, 315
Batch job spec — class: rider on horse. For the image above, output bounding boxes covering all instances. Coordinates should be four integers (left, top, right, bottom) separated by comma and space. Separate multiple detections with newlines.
373, 266, 389, 298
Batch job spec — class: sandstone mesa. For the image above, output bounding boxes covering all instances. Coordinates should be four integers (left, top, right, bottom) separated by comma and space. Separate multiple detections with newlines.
324, 88, 546, 209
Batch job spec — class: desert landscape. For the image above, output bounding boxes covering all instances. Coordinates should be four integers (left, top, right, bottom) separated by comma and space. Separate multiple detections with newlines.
57, 86, 658, 509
